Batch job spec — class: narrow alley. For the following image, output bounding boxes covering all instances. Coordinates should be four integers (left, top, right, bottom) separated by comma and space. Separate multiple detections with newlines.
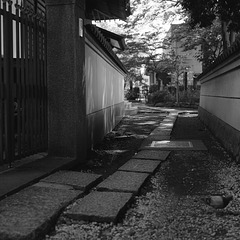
42, 105, 240, 240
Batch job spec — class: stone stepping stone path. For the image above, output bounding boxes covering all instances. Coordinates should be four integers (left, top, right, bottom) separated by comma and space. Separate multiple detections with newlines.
132, 150, 170, 161
118, 159, 161, 173
142, 139, 207, 151
65, 191, 133, 223
140, 136, 171, 148
0, 110, 179, 239
150, 128, 172, 136
40, 170, 102, 191
59, 112, 178, 226
96, 171, 149, 193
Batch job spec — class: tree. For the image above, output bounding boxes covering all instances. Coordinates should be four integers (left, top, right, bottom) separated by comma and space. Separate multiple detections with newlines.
97, 0, 183, 82
164, 51, 190, 103
178, 0, 240, 49
146, 49, 189, 103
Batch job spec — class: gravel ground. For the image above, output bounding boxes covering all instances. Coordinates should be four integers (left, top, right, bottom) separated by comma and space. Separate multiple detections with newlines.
45, 106, 240, 240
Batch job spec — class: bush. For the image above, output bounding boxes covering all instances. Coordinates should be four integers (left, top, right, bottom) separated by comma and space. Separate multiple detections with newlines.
148, 89, 174, 105
147, 88, 200, 106
179, 89, 200, 104
148, 84, 159, 94
164, 92, 175, 103
125, 87, 140, 100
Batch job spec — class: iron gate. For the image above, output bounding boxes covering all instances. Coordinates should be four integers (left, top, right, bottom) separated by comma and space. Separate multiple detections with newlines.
0, 0, 47, 167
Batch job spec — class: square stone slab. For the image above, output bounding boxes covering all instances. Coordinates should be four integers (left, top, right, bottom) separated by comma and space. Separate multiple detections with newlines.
0, 185, 82, 240
150, 128, 172, 136
162, 118, 176, 123
151, 140, 193, 148
142, 140, 207, 151
65, 191, 133, 223
96, 171, 149, 193
140, 136, 170, 148
159, 122, 174, 128
119, 159, 160, 173
41, 171, 102, 191
132, 150, 170, 161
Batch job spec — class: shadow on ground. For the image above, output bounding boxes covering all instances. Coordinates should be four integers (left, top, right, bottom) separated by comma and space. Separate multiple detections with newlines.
73, 110, 167, 178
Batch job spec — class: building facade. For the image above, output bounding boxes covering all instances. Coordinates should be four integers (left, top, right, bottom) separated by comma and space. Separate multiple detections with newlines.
163, 24, 202, 89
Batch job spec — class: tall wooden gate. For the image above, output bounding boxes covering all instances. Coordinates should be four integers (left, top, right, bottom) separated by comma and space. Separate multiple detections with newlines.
0, 0, 47, 167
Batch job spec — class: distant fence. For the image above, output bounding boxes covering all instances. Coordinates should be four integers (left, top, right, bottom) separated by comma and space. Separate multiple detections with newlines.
0, 0, 47, 166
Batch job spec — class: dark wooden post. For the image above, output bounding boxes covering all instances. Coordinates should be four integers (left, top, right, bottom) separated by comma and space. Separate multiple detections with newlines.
184, 71, 188, 91
45, 0, 87, 161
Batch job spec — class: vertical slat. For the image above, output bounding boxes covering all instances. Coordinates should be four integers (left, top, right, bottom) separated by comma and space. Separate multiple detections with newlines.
0, 0, 47, 166
43, 15, 47, 149
32, 0, 37, 152
39, 13, 44, 149
15, 0, 22, 158
35, 4, 40, 151
24, 3, 30, 154
9, 0, 15, 164
2, 0, 8, 164
20, 1, 26, 156
0, 8, 3, 164
28, 8, 33, 153
3, 0, 14, 167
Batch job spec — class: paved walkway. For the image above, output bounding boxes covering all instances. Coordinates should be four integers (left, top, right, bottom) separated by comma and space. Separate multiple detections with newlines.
0, 107, 204, 240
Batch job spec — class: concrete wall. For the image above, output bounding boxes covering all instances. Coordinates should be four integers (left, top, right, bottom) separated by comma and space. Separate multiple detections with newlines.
199, 49, 240, 160
85, 37, 125, 148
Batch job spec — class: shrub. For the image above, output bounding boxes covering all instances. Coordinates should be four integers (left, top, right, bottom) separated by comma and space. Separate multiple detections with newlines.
125, 87, 140, 100
148, 84, 159, 94
148, 89, 173, 105
179, 89, 200, 104
164, 92, 175, 103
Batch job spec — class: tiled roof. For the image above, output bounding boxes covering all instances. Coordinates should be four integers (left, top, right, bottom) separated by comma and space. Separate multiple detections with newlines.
85, 24, 128, 74
97, 27, 126, 51
198, 38, 240, 79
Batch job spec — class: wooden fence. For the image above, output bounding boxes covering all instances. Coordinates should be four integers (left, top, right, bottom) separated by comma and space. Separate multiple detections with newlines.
0, 0, 47, 167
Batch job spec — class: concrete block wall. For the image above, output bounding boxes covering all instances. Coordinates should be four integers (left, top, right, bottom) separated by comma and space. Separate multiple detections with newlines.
199, 47, 240, 160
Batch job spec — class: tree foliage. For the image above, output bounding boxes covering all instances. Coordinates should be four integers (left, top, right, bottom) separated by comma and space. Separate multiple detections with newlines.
97, 0, 183, 79
178, 0, 240, 49
180, 0, 240, 31
166, 19, 223, 69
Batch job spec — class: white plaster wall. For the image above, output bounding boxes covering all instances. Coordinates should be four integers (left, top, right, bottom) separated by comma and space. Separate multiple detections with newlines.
85, 37, 125, 148
199, 56, 240, 131
85, 42, 124, 115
